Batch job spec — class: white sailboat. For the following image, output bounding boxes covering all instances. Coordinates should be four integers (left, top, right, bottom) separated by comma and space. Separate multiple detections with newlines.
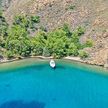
50, 59, 56, 68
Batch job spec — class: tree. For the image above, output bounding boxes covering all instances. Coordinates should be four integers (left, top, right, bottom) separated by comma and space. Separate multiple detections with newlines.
45, 29, 68, 58
13, 15, 29, 28
31, 31, 47, 56
13, 15, 40, 33
67, 43, 78, 56
5, 25, 31, 57
0, 14, 92, 59
42, 47, 50, 57
62, 23, 72, 38
0, 15, 8, 37
0, 10, 3, 17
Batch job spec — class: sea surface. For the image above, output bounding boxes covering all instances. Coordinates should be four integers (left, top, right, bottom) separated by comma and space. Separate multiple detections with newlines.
0, 58, 108, 108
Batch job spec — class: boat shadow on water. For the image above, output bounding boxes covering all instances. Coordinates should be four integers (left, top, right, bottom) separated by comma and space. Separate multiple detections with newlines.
0, 100, 45, 108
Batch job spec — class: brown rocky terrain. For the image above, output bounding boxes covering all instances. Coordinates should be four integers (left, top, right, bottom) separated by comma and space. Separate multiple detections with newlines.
1, 0, 108, 66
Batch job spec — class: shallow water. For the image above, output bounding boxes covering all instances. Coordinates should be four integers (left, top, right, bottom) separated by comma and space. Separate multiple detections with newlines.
0, 59, 108, 108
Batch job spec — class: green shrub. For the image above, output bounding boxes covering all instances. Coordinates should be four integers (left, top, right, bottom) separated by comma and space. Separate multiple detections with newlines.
13, 15, 29, 28
5, 51, 14, 59
85, 39, 93, 47
13, 15, 40, 33
77, 26, 85, 36
31, 16, 40, 23
0, 15, 8, 37
67, 43, 79, 56
69, 5, 75, 10
62, 23, 72, 38
39, 26, 47, 32
42, 47, 51, 57
0, 10, 3, 17
79, 50, 88, 59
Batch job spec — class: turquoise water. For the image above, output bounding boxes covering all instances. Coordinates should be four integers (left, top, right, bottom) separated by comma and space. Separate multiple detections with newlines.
0, 59, 108, 108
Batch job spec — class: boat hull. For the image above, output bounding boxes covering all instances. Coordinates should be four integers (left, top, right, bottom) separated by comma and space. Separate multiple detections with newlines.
50, 60, 56, 68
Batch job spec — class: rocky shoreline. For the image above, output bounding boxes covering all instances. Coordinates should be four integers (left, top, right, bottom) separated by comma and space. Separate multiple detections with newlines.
0, 56, 108, 69
64, 56, 108, 68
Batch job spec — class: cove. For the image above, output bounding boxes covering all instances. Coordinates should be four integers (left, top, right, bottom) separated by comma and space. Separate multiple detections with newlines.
0, 58, 108, 108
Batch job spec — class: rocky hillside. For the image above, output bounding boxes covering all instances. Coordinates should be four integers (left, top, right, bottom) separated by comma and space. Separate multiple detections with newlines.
1, 0, 108, 66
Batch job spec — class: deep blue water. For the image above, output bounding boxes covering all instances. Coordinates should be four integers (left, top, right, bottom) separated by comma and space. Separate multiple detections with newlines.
0, 60, 108, 108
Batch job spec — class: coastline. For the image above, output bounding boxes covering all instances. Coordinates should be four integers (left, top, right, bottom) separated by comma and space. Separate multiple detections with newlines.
0, 56, 53, 64
0, 56, 107, 70
0, 56, 108, 76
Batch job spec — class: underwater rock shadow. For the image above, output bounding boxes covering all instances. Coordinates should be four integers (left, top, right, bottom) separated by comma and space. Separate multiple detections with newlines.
0, 100, 45, 108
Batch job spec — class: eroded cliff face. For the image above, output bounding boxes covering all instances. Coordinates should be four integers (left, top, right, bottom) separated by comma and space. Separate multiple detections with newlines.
1, 0, 108, 66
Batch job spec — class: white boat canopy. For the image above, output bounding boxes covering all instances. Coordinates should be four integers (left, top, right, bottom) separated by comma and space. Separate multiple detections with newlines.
50, 59, 56, 68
